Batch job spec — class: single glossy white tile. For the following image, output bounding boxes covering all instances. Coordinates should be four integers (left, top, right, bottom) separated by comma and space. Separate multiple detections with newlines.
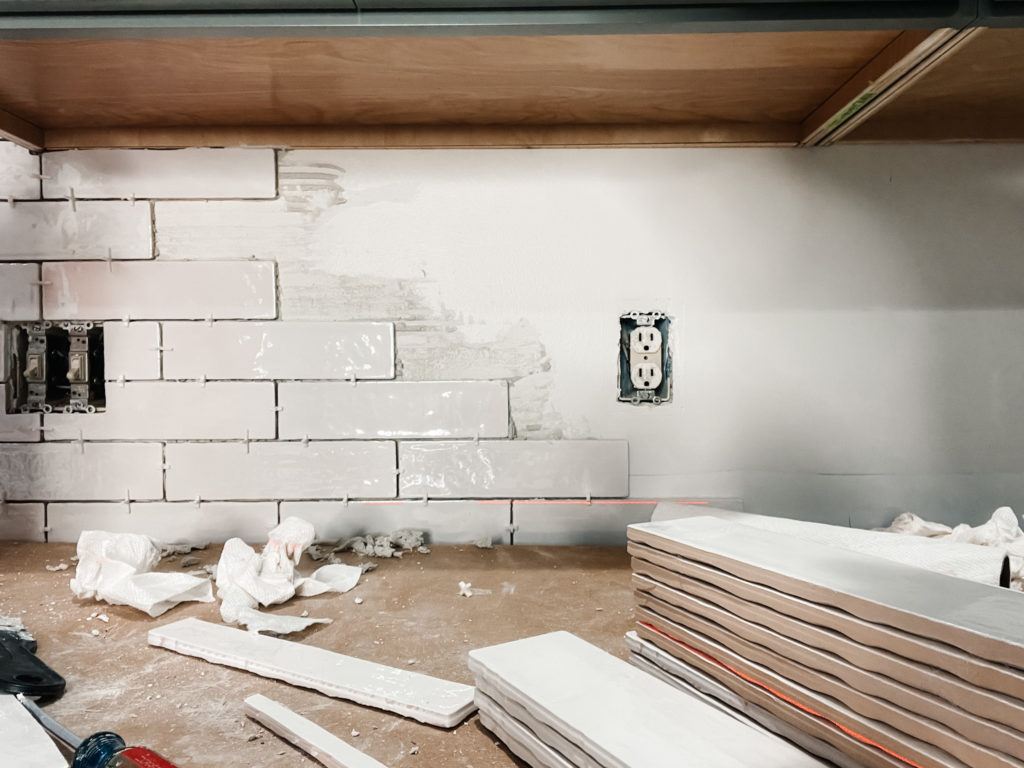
513, 501, 657, 546
0, 412, 40, 442
0, 263, 40, 320
0, 442, 163, 501
103, 321, 160, 380
399, 440, 629, 499
155, 200, 301, 260
0, 201, 152, 260
282, 500, 511, 544
279, 381, 508, 440
0, 503, 44, 541
43, 148, 276, 200
42, 261, 276, 320
166, 441, 396, 501
47, 502, 278, 544
0, 142, 40, 199
44, 382, 275, 440
162, 321, 394, 380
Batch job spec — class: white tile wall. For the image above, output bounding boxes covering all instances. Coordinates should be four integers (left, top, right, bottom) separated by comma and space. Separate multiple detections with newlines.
42, 261, 276, 320
165, 441, 397, 501
44, 382, 275, 441
47, 502, 278, 544
42, 149, 276, 200
155, 200, 299, 261
0, 412, 40, 442
0, 263, 40, 320
0, 503, 44, 541
0, 201, 152, 260
282, 500, 511, 544
0, 141, 39, 199
103, 321, 161, 380
279, 381, 508, 440
162, 322, 394, 380
0, 443, 163, 501
398, 440, 629, 499
512, 501, 656, 546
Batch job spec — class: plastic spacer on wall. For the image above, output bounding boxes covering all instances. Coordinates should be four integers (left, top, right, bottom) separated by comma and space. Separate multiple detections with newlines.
122, 314, 131, 327
122, 488, 131, 506
342, 494, 349, 507
128, 193, 136, 207
585, 491, 592, 506
302, 434, 309, 446
198, 374, 207, 388
6, 196, 13, 208
106, 247, 114, 273
117, 375, 126, 388
68, 187, 76, 212
347, 372, 357, 387
193, 496, 201, 508
421, 495, 428, 506
205, 314, 214, 326
244, 429, 251, 454
77, 429, 85, 454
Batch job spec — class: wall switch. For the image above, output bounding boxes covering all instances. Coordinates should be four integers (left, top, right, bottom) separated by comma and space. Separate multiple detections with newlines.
618, 311, 671, 405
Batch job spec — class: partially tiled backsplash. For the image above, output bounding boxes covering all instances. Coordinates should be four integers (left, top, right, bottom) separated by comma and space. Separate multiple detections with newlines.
0, 144, 638, 545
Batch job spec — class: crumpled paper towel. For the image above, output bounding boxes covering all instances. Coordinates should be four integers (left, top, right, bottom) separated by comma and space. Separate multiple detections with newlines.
215, 517, 361, 633
70, 531, 214, 617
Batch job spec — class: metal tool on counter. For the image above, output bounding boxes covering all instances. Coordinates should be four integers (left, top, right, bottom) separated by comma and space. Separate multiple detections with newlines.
18, 694, 182, 768
0, 615, 66, 700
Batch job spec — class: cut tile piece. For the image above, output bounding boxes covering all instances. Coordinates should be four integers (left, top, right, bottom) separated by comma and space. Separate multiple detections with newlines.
47, 502, 278, 544
0, 263, 40, 320
42, 148, 276, 200
244, 695, 388, 768
150, 618, 476, 728
165, 441, 396, 501
0, 201, 152, 260
0, 504, 44, 541
162, 321, 394, 380
103, 321, 160, 380
0, 141, 39, 199
282, 500, 510, 545
42, 261, 276, 320
399, 440, 628, 499
513, 501, 657, 546
0, 695, 68, 768
280, 381, 508, 440
44, 382, 275, 440
0, 412, 40, 442
0, 443, 162, 501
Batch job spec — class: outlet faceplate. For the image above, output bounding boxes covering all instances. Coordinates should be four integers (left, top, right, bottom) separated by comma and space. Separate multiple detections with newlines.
618, 311, 671, 405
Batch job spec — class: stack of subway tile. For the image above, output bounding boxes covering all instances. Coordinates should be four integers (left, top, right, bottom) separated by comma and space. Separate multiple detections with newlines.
468, 630, 829, 768
627, 516, 1024, 768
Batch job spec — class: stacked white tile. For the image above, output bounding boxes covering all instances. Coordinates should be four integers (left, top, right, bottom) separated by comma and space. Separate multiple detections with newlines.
102, 322, 161, 380
47, 502, 278, 543
162, 322, 395, 380
0, 504, 44, 541
0, 443, 163, 500
42, 261, 276, 320
399, 440, 629, 498
0, 263, 40, 320
283, 500, 511, 544
0, 141, 39, 199
42, 148, 276, 199
279, 381, 508, 439
165, 441, 397, 501
0, 201, 152, 260
44, 382, 275, 440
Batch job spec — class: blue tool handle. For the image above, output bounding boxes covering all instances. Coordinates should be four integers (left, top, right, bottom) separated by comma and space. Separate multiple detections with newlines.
72, 732, 128, 768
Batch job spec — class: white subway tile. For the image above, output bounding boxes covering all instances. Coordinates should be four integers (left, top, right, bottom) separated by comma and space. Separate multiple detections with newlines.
0, 503, 44, 541
166, 441, 396, 501
162, 322, 394, 380
282, 500, 511, 545
42, 149, 276, 200
0, 412, 40, 442
399, 440, 629, 499
279, 381, 508, 440
155, 200, 300, 260
47, 502, 278, 544
512, 501, 657, 546
42, 261, 276, 320
0, 442, 162, 501
0, 201, 152, 261
103, 321, 160, 380
0, 142, 40, 199
0, 263, 40, 320
44, 382, 275, 440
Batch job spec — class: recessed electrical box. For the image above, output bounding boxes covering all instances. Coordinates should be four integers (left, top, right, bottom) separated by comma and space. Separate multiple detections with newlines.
3, 322, 105, 414
618, 311, 671, 405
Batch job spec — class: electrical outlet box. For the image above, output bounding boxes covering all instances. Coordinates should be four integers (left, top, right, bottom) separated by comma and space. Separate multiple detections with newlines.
3, 321, 105, 414
618, 311, 671, 405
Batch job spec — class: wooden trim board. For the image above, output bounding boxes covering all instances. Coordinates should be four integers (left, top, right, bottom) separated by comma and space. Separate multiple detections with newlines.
149, 618, 476, 728
628, 518, 1024, 670
630, 562, 1024, 733
0, 108, 43, 150
244, 694, 388, 768
628, 544, 1024, 703
0, 695, 67, 768
636, 590, 1024, 767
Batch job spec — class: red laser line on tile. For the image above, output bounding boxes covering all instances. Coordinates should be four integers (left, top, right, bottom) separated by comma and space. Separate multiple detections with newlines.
638, 621, 924, 768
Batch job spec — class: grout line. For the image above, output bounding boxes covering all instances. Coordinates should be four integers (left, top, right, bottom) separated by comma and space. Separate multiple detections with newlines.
149, 200, 158, 259
43, 501, 48, 543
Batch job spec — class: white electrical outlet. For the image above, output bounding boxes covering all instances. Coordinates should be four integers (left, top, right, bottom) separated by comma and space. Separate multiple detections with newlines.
629, 327, 662, 357
630, 361, 662, 390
